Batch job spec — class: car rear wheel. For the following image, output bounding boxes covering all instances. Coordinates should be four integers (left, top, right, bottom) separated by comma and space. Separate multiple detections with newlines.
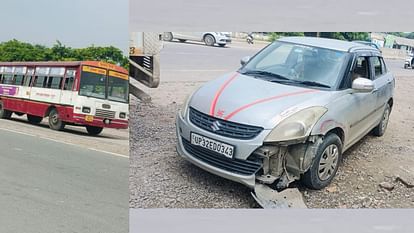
302, 133, 342, 190
27, 115, 43, 124
204, 34, 216, 46
373, 103, 390, 136
162, 32, 173, 41
0, 101, 12, 119
48, 108, 65, 131
86, 126, 103, 136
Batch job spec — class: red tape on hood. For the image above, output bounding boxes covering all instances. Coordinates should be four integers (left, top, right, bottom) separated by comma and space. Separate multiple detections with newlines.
209, 72, 238, 116
224, 89, 319, 120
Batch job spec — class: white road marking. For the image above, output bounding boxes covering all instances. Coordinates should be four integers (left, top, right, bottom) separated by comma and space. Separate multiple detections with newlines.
88, 148, 129, 158
0, 127, 36, 137
0, 127, 129, 159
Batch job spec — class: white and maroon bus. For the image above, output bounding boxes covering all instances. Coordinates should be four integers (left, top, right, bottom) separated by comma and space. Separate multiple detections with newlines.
0, 61, 129, 135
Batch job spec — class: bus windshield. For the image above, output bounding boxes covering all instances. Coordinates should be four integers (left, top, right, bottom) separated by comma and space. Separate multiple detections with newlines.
79, 66, 128, 103
79, 66, 107, 99
108, 71, 129, 103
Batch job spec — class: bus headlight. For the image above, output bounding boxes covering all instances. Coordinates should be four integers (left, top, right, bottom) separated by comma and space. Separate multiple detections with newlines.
119, 112, 127, 119
264, 106, 327, 142
82, 107, 91, 114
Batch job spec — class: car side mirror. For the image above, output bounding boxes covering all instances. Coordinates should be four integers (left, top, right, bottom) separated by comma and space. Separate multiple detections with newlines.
352, 77, 374, 92
240, 56, 251, 66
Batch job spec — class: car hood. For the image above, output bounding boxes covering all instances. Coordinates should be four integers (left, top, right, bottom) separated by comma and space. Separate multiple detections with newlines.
189, 72, 333, 129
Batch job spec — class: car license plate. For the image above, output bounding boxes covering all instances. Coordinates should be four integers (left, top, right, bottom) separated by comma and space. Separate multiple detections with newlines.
85, 115, 94, 122
190, 132, 235, 159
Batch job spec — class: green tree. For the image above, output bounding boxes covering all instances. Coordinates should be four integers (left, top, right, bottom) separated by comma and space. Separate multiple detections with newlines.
0, 39, 128, 69
268, 32, 305, 41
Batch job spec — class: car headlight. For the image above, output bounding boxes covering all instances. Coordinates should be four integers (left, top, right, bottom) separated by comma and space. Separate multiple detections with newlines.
264, 106, 327, 142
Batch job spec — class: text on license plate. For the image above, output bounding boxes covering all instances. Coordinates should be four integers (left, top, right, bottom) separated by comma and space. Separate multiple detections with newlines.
190, 133, 234, 159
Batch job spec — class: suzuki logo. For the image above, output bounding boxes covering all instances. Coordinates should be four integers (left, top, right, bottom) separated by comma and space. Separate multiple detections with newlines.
211, 121, 222, 132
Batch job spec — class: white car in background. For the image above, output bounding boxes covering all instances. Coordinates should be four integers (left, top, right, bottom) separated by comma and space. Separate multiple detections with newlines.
163, 32, 232, 47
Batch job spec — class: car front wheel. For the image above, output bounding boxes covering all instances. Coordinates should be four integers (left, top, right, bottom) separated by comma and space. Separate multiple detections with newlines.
204, 34, 216, 46
302, 133, 342, 190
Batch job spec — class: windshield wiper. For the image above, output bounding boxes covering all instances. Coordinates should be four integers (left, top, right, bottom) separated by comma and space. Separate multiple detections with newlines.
241, 70, 290, 81
288, 80, 331, 88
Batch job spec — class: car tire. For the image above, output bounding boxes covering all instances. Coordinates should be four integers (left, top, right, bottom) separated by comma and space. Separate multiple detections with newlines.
162, 32, 173, 41
302, 133, 342, 190
48, 108, 65, 131
203, 34, 216, 46
404, 64, 408, 69
178, 39, 187, 43
27, 115, 43, 124
86, 126, 103, 136
0, 101, 12, 119
373, 103, 390, 137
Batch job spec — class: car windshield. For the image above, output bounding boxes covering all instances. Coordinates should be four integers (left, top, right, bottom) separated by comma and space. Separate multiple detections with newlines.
108, 72, 129, 103
240, 41, 349, 89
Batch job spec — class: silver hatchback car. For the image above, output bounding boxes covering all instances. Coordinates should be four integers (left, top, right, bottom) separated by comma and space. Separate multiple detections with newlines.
176, 37, 395, 190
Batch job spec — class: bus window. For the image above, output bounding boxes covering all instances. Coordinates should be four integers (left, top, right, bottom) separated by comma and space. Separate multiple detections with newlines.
24, 76, 33, 86
14, 74, 25, 85
14, 67, 26, 85
34, 76, 46, 88
2, 74, 14, 84
0, 67, 3, 83
64, 69, 76, 90
47, 76, 62, 89
24, 68, 34, 87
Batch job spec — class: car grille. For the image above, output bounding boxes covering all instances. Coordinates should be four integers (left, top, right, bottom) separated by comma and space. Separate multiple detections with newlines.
189, 107, 263, 140
95, 109, 116, 119
182, 138, 262, 176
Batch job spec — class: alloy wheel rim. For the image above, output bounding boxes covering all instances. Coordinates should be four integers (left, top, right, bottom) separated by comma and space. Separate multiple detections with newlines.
318, 144, 339, 181
206, 36, 213, 45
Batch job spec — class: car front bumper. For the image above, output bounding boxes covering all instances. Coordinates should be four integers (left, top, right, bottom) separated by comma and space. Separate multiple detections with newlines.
175, 111, 270, 189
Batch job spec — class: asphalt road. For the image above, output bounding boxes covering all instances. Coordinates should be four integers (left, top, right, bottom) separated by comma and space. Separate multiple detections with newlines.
129, 0, 412, 31
0, 127, 128, 233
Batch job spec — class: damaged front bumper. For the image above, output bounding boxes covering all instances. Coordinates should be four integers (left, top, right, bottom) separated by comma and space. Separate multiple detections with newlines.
176, 111, 322, 189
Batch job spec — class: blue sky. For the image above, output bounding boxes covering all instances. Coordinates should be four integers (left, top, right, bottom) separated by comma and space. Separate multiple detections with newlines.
1, 0, 128, 53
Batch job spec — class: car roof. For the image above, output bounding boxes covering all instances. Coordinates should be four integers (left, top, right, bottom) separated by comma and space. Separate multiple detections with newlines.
278, 36, 377, 53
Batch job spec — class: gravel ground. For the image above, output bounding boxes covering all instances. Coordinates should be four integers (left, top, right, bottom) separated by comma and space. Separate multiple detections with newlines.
130, 72, 414, 209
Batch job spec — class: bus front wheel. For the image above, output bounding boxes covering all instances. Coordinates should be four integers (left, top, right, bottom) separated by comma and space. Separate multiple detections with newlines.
86, 126, 103, 136
27, 115, 43, 124
48, 108, 65, 131
0, 101, 12, 119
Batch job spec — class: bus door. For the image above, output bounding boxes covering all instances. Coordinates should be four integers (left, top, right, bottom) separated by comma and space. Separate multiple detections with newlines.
60, 69, 76, 105
22, 67, 34, 99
